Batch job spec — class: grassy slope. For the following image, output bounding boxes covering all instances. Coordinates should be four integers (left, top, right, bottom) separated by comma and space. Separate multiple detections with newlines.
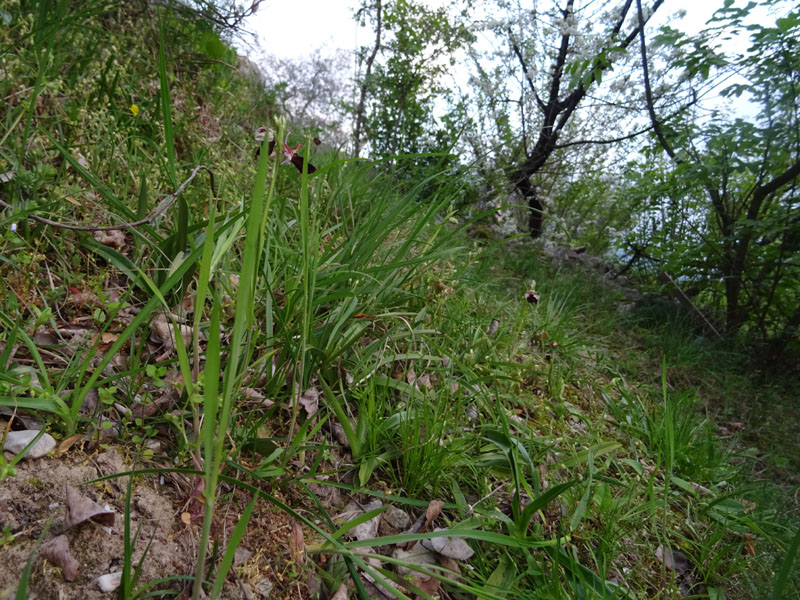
1, 2, 798, 599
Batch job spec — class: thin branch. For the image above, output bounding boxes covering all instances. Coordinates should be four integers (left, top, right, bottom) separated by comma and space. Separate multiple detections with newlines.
353, 0, 382, 157
636, 0, 676, 160
0, 165, 216, 232
554, 124, 652, 149
661, 271, 724, 339
507, 27, 546, 112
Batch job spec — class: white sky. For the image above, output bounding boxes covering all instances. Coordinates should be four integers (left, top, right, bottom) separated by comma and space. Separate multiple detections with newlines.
239, 0, 771, 126
243, 0, 720, 61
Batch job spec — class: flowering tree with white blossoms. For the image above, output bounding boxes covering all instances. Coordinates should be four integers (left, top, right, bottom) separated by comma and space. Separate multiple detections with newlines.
465, 0, 667, 237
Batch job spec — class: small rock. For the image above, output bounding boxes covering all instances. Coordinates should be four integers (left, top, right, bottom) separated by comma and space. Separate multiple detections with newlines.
381, 506, 411, 531
234, 547, 253, 566
3, 430, 56, 458
344, 500, 382, 541
421, 528, 475, 560
96, 571, 123, 592
254, 578, 273, 598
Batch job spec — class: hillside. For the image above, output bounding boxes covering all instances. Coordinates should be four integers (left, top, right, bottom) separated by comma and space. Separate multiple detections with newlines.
0, 3, 798, 600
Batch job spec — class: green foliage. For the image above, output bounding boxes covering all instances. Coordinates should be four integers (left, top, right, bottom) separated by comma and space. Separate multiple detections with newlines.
354, 0, 473, 161
624, 0, 800, 353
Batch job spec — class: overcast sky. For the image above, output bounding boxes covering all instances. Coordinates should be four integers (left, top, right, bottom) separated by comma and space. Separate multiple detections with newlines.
242, 0, 721, 61
238, 0, 762, 125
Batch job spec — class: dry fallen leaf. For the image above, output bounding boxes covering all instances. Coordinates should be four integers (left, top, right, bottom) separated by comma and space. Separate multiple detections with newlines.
488, 318, 500, 337
416, 373, 432, 390
93, 229, 126, 249
424, 499, 444, 529
131, 391, 174, 418
655, 544, 689, 575
68, 291, 102, 308
243, 387, 265, 400
289, 519, 305, 566
181, 512, 192, 526
298, 387, 320, 417
57, 434, 85, 455
400, 499, 443, 550
65, 486, 115, 529
150, 313, 194, 360
421, 528, 475, 560
412, 575, 441, 598
180, 291, 196, 314
0, 168, 16, 183
439, 556, 461, 578
435, 280, 455, 295
330, 422, 349, 447
100, 332, 119, 344
391, 363, 405, 381
78, 387, 100, 416
41, 534, 80, 581
743, 533, 756, 556
741, 498, 757, 514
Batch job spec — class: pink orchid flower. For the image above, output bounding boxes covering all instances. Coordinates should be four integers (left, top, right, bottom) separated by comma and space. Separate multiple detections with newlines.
280, 132, 303, 166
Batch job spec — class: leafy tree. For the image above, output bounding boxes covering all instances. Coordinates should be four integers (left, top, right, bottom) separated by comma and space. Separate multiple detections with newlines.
352, 0, 473, 161
635, 0, 800, 346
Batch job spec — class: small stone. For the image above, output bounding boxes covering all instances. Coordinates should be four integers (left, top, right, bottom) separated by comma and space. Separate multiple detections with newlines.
346, 500, 382, 541
234, 547, 253, 566
3, 430, 56, 458
96, 571, 123, 592
254, 578, 273, 597
421, 528, 475, 560
381, 506, 411, 531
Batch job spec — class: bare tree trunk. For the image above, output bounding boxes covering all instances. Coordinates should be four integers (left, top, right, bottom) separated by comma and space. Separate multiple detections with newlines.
353, 0, 382, 157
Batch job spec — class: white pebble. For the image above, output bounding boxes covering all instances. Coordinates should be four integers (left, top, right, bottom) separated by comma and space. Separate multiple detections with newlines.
96, 572, 123, 592
3, 430, 56, 458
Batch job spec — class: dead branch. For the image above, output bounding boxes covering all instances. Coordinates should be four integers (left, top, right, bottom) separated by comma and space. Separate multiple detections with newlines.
0, 165, 216, 232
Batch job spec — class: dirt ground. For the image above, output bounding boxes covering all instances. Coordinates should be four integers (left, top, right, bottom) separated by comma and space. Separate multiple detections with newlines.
0, 445, 302, 600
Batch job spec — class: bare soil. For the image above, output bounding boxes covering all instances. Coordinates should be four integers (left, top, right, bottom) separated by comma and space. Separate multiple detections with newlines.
0, 446, 304, 600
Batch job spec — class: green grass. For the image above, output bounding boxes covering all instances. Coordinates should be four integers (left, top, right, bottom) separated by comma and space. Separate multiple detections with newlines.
1, 2, 798, 599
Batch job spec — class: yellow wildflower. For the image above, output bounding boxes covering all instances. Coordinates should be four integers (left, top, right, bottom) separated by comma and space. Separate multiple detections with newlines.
130, 104, 139, 116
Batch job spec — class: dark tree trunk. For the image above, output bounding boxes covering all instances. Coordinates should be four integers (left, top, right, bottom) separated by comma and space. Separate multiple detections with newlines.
512, 169, 545, 238
353, 0, 382, 157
